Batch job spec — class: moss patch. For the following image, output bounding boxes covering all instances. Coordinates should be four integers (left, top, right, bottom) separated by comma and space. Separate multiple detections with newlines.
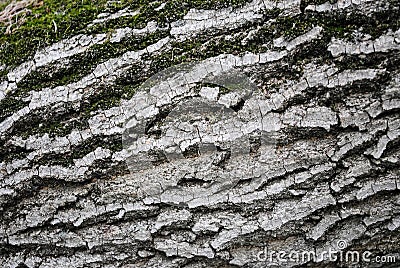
0, 0, 127, 67
0, 0, 252, 68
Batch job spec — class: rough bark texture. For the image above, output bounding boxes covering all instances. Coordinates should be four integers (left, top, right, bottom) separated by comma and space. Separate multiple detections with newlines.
1, 0, 400, 267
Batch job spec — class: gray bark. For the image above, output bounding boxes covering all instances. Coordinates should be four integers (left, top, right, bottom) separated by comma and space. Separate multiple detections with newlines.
1, 0, 400, 267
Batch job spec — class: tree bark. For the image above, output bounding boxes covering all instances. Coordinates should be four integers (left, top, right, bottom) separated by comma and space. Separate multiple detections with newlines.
1, 0, 399, 267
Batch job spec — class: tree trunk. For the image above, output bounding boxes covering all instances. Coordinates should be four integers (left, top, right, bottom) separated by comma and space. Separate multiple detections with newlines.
1, 0, 399, 267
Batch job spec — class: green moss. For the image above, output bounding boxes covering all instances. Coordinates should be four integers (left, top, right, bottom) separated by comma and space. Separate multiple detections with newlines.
2, 0, 397, 70
0, 0, 126, 67
86, 0, 252, 34
0, 0, 11, 11
15, 28, 168, 94
0, 0, 262, 75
